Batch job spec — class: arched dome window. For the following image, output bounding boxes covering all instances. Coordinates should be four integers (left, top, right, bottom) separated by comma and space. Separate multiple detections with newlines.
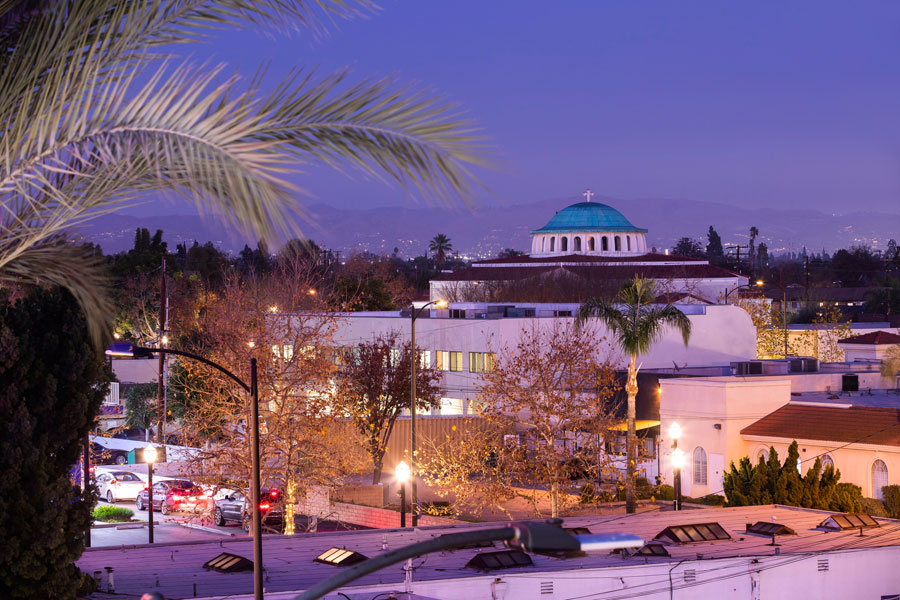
821, 454, 834, 470
602, 236, 609, 251
614, 236, 622, 251
561, 237, 568, 252
574, 237, 582, 251
588, 237, 595, 251
693, 447, 708, 485
549, 237, 555, 252
627, 236, 632, 251
873, 459, 888, 499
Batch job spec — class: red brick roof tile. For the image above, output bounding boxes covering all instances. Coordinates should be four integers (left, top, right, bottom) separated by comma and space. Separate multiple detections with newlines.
741, 404, 900, 447
838, 331, 900, 345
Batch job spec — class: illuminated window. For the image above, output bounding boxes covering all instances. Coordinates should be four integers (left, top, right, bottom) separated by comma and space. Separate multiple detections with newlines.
468, 352, 497, 373
873, 460, 888, 500
692, 447, 708, 485
418, 350, 431, 369
588, 237, 595, 251
821, 454, 834, 470
436, 351, 463, 372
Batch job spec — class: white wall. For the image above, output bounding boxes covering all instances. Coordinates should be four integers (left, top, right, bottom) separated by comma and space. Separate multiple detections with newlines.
332, 305, 757, 414
111, 357, 159, 384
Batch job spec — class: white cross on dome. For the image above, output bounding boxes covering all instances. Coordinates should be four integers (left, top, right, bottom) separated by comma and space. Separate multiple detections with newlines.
583, 188, 594, 202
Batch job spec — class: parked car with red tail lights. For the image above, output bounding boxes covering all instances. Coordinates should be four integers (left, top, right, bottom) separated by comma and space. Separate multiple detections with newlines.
135, 479, 210, 514
213, 488, 284, 532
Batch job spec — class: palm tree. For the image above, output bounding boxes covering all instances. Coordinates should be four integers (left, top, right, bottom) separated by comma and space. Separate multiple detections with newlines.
577, 278, 692, 513
0, 1, 486, 345
749, 226, 759, 268
429, 233, 453, 269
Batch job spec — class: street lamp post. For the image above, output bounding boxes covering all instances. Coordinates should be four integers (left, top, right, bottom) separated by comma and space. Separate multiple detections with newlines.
723, 279, 764, 304
144, 445, 157, 543
396, 461, 410, 528
106, 344, 262, 600
409, 299, 447, 526
669, 422, 682, 511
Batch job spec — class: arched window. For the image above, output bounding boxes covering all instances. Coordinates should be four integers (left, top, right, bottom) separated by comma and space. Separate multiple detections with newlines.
601, 236, 609, 251
588, 237, 595, 251
550, 237, 555, 252
561, 237, 568, 252
574, 237, 581, 251
692, 447, 708, 485
756, 447, 769, 463
873, 459, 888, 499
541, 237, 545, 252
821, 454, 835, 470
614, 236, 622, 251
627, 236, 632, 251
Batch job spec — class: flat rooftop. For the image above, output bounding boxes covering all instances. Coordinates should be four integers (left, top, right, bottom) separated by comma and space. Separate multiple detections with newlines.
79, 505, 900, 599
789, 388, 900, 409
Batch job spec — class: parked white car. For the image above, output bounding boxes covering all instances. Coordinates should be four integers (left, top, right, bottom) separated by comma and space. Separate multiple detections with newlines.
96, 470, 146, 503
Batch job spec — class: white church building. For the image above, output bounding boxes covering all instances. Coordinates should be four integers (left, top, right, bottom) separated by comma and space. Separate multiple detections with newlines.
431, 192, 748, 303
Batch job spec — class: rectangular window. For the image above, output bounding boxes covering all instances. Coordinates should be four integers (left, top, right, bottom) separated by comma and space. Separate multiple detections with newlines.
468, 352, 496, 373
389, 348, 402, 367
418, 350, 431, 369
438, 351, 462, 371
450, 309, 466, 319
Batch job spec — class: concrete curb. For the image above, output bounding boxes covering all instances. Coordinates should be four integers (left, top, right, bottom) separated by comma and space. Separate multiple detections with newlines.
92, 520, 160, 529
177, 522, 236, 537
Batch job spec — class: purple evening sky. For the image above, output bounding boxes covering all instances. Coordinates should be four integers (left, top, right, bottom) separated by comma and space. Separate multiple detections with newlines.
131, 1, 900, 216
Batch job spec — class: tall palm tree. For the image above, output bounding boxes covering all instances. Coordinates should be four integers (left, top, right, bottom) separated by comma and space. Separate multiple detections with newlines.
749, 226, 759, 268
0, 1, 487, 345
429, 233, 453, 269
577, 278, 692, 513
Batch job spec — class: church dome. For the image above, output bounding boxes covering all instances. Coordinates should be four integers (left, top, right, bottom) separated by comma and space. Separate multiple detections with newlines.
532, 202, 647, 234
529, 197, 648, 257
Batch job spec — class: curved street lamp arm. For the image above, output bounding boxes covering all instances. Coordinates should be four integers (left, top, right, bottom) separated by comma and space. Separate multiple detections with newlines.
294, 527, 516, 600
134, 346, 251, 393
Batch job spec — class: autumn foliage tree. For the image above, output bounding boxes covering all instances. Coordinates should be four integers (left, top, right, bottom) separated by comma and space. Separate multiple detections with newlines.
175, 261, 365, 534
334, 332, 441, 484
422, 322, 620, 518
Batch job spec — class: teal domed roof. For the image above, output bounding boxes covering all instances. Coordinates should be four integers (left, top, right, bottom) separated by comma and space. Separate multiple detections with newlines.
532, 202, 647, 234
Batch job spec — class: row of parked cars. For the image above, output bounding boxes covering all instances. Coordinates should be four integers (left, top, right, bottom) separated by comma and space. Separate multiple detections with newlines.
95, 470, 284, 532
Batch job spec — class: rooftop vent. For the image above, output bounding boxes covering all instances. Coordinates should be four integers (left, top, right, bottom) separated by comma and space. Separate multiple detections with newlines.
315, 547, 368, 567
654, 523, 731, 544
203, 553, 253, 573
745, 522, 796, 536
818, 513, 879, 531
564, 527, 591, 536
614, 542, 671, 558
465, 550, 533, 571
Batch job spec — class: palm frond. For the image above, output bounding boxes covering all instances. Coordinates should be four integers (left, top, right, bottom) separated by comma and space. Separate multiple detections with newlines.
0, 240, 112, 347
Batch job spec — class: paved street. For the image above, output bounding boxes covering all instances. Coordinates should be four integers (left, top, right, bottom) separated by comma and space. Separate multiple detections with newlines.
90, 499, 363, 547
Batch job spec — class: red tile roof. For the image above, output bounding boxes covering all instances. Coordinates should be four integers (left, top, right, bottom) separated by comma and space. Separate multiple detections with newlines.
435, 263, 740, 282
654, 292, 713, 305
741, 404, 900, 447
474, 253, 708, 265
838, 331, 900, 345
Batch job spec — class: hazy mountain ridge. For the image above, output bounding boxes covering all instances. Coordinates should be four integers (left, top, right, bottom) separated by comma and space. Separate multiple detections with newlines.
74, 196, 900, 258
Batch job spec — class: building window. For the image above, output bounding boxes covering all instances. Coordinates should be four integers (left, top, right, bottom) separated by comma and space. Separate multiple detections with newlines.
627, 236, 631, 251
873, 459, 888, 500
692, 447, 708, 485
450, 309, 466, 319
756, 447, 769, 463
541, 237, 545, 252
468, 352, 496, 373
550, 237, 555, 252
615, 236, 622, 251
821, 454, 834, 470
561, 237, 568, 252
588, 237, 595, 251
574, 236, 582, 251
418, 350, 431, 369
602, 236, 609, 251
436, 351, 462, 372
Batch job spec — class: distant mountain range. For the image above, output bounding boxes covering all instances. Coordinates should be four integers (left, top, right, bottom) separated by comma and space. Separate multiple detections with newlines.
74, 195, 900, 259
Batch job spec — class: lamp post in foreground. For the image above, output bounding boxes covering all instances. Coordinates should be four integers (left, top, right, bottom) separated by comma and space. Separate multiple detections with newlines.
396, 461, 410, 527
294, 520, 643, 600
144, 445, 157, 543
669, 422, 683, 511
106, 343, 262, 600
409, 299, 447, 526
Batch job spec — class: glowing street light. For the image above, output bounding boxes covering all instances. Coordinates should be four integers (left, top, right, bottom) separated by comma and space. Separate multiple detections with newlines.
144, 445, 158, 544
669, 421, 681, 442
409, 299, 448, 525
396, 461, 410, 527
671, 446, 685, 512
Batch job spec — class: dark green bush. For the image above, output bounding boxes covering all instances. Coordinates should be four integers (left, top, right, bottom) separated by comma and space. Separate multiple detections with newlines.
654, 484, 674, 501
685, 494, 726, 506
92, 505, 134, 523
881, 485, 900, 518
830, 483, 862, 513
860, 497, 887, 517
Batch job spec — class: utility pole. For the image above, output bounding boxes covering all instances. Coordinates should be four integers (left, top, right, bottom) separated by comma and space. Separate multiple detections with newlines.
156, 257, 167, 445
805, 255, 810, 305
726, 244, 749, 273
